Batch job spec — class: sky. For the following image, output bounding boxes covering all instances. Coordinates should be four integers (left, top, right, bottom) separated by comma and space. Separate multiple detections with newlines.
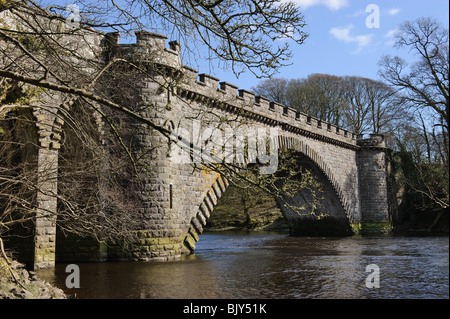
193, 0, 449, 92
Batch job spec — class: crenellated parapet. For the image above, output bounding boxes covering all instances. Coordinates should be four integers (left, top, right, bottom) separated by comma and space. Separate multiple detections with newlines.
103, 31, 182, 76
357, 133, 386, 149
177, 68, 359, 149
103, 31, 358, 150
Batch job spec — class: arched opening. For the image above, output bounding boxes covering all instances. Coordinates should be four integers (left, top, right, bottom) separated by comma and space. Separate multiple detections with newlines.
183, 141, 353, 254
206, 182, 288, 232
0, 107, 39, 268
55, 99, 151, 263
273, 150, 352, 236
55, 102, 106, 263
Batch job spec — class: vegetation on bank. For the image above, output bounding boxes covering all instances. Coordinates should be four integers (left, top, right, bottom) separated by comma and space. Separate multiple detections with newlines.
208, 183, 448, 235
389, 150, 449, 235
206, 184, 288, 232
0, 238, 66, 299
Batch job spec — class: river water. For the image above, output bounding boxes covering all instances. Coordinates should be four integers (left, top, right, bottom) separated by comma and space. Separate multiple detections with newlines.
37, 232, 449, 299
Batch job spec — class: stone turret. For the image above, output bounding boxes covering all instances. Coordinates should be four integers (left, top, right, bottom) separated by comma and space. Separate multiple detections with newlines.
103, 31, 182, 71
101, 31, 187, 261
357, 134, 392, 233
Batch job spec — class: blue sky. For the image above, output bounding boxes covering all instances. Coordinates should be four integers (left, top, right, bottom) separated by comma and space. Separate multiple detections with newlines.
193, 0, 449, 92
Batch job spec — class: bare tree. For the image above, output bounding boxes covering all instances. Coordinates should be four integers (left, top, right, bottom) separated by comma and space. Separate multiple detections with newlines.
379, 17, 449, 212
342, 76, 406, 135
47, 0, 309, 78
378, 17, 449, 135
251, 74, 405, 135
251, 77, 289, 105
286, 74, 346, 126
1, 0, 315, 255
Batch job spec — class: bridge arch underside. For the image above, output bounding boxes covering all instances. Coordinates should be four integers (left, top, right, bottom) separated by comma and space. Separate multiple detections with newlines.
183, 143, 355, 253
273, 151, 352, 236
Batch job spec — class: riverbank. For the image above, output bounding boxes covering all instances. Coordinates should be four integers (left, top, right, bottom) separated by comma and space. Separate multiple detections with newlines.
393, 207, 449, 235
205, 183, 290, 232
0, 248, 66, 299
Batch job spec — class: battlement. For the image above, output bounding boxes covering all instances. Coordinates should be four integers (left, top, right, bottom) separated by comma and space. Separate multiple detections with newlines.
104, 31, 182, 70
103, 31, 358, 148
357, 134, 386, 149
182, 71, 358, 147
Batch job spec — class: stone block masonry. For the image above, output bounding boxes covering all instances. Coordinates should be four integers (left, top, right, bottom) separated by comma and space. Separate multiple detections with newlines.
33, 98, 64, 269
357, 134, 391, 233
5, 30, 392, 267
96, 31, 391, 258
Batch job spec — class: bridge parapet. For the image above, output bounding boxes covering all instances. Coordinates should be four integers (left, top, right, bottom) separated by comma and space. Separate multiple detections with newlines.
103, 31, 182, 71
183, 71, 358, 147
104, 31, 358, 149
357, 133, 386, 149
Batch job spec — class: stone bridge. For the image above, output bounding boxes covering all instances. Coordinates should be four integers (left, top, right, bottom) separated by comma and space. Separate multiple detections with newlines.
3, 31, 392, 269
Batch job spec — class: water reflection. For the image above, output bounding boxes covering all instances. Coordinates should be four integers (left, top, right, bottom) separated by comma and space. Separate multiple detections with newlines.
37, 232, 449, 299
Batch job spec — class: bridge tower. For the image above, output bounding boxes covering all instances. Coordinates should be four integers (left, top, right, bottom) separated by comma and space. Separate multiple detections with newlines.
100, 31, 195, 261
357, 134, 392, 233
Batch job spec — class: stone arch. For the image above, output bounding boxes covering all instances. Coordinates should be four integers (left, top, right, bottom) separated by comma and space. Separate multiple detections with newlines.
54, 100, 113, 263
182, 134, 353, 252
0, 106, 40, 267
274, 135, 352, 236
1, 102, 65, 269
183, 174, 230, 252
277, 135, 352, 221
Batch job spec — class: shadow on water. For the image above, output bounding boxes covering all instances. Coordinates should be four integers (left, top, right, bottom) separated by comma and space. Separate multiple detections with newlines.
37, 231, 449, 299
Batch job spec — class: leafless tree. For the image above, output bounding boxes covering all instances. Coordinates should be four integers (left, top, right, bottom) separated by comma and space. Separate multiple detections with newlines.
1, 0, 314, 252
286, 74, 346, 126
251, 77, 289, 105
379, 17, 449, 211
379, 17, 448, 140
251, 74, 406, 135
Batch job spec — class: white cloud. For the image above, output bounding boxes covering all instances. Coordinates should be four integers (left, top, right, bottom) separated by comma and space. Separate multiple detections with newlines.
384, 28, 398, 46
384, 28, 398, 38
324, 0, 349, 10
388, 8, 401, 15
348, 9, 365, 17
289, 0, 349, 11
330, 24, 374, 53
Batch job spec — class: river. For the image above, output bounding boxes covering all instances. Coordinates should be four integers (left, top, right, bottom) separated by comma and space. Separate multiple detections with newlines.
36, 232, 449, 299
